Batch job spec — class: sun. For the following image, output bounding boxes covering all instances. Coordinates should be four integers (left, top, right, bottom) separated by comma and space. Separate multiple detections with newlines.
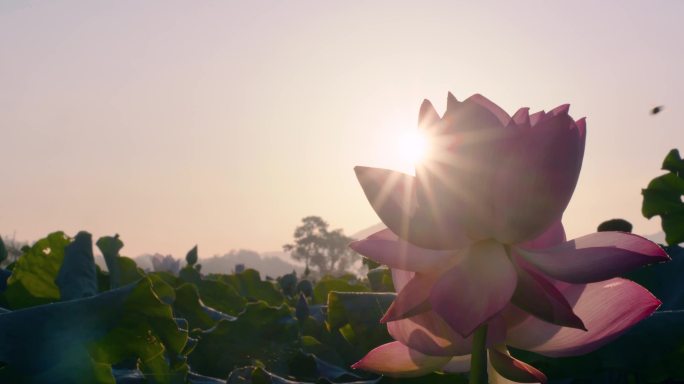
398, 130, 429, 167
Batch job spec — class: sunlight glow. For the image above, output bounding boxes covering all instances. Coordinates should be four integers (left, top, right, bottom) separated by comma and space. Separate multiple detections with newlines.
398, 130, 429, 167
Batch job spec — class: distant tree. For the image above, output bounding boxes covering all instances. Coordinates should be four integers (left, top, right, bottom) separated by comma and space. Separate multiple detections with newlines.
150, 254, 181, 275
283, 216, 358, 276
283, 216, 329, 276
0, 235, 28, 266
322, 229, 358, 273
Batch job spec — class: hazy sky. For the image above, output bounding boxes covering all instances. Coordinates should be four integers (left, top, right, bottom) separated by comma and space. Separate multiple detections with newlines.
2, 1, 683, 258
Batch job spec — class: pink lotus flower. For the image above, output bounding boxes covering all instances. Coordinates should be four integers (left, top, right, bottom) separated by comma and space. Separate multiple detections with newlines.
351, 93, 668, 381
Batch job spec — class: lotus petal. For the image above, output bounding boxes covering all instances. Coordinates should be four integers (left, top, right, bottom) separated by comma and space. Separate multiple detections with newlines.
391, 269, 414, 292
510, 255, 585, 329
419, 99, 441, 132
511, 108, 530, 127
430, 241, 517, 337
387, 310, 472, 356
492, 110, 585, 244
441, 92, 508, 133
355, 166, 471, 249
529, 110, 546, 126
349, 229, 456, 273
489, 347, 547, 383
465, 94, 511, 126
518, 232, 669, 284
351, 341, 450, 378
382, 273, 436, 322
442, 355, 471, 373
517, 221, 566, 250
506, 278, 661, 357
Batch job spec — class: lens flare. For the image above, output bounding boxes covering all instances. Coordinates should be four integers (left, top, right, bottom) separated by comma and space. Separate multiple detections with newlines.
398, 130, 429, 166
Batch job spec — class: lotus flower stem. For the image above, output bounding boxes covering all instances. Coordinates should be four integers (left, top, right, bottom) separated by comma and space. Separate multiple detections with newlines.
469, 324, 488, 384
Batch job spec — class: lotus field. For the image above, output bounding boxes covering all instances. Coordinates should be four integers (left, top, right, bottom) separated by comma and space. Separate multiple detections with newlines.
1, 94, 684, 383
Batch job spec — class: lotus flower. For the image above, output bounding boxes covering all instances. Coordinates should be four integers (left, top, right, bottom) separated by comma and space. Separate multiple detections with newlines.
351, 93, 668, 381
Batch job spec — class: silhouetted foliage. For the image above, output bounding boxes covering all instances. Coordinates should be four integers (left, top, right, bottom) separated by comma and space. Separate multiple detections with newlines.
278, 270, 298, 297
186, 245, 199, 267
0, 237, 6, 263
642, 149, 684, 245
597, 218, 633, 233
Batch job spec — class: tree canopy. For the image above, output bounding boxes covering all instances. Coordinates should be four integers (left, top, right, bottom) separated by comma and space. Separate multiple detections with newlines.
283, 216, 358, 276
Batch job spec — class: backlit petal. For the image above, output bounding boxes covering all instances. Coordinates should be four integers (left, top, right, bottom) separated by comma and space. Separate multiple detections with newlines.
510, 108, 530, 127
529, 111, 545, 126
349, 229, 455, 273
430, 241, 518, 337
351, 341, 450, 378
441, 93, 508, 133
387, 310, 472, 356
492, 110, 585, 243
354, 166, 416, 241
489, 347, 547, 383
419, 99, 441, 132
510, 255, 585, 329
465, 94, 511, 126
415, 94, 511, 242
442, 355, 471, 373
506, 278, 661, 357
518, 232, 669, 283
355, 166, 471, 249
382, 273, 436, 322
518, 221, 566, 250
391, 269, 414, 292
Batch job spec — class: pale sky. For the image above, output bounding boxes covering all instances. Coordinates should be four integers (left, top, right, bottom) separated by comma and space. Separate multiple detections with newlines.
1, 1, 683, 258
